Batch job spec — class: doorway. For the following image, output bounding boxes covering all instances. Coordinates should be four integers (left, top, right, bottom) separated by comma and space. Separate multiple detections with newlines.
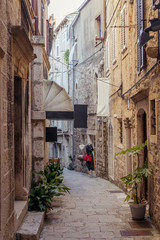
14, 76, 23, 199
137, 108, 148, 199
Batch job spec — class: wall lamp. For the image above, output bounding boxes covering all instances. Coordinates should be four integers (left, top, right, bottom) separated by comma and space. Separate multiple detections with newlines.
140, 18, 160, 47
152, 0, 160, 10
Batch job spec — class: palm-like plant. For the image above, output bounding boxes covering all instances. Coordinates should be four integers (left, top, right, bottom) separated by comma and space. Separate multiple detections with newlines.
116, 140, 152, 204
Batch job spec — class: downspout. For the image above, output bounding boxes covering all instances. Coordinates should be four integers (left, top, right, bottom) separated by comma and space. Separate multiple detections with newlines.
72, 27, 75, 163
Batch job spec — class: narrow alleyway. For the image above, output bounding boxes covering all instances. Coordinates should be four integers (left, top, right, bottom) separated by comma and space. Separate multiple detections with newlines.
40, 169, 160, 240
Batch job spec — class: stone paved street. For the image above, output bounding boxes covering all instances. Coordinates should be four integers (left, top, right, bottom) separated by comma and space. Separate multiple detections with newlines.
40, 169, 160, 240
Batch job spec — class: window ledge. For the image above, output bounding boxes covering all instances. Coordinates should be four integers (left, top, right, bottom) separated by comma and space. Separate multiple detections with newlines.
106, 68, 110, 74
121, 46, 127, 54
117, 144, 124, 150
112, 59, 117, 65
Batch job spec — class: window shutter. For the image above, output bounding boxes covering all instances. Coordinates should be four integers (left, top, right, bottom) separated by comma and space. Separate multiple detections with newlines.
137, 0, 145, 73
112, 28, 114, 62
112, 27, 116, 63
124, 6, 127, 48
120, 10, 124, 51
41, 0, 44, 36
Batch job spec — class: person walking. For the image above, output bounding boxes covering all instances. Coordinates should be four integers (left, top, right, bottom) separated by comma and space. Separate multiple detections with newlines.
84, 144, 95, 177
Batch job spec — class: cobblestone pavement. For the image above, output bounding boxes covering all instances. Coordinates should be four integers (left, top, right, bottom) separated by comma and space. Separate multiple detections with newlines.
40, 169, 160, 240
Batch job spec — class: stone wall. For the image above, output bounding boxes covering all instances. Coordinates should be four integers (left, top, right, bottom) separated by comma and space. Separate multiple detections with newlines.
31, 36, 50, 180
105, 0, 160, 230
71, 0, 107, 177
0, 2, 15, 238
73, 51, 106, 175
0, 0, 34, 238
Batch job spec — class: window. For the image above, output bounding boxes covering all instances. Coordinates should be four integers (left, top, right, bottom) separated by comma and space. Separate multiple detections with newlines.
137, 0, 145, 73
106, 39, 109, 72
112, 24, 116, 64
57, 45, 59, 57
150, 100, 156, 135
118, 119, 123, 144
56, 38, 60, 57
32, 0, 38, 35
62, 32, 66, 51
46, 20, 49, 55
96, 15, 101, 38
120, 4, 127, 52
41, 0, 44, 36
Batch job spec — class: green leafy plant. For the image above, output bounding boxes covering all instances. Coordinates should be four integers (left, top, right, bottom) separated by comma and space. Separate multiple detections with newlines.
116, 140, 152, 204
28, 162, 70, 212
28, 182, 58, 212
121, 161, 152, 203
64, 49, 69, 68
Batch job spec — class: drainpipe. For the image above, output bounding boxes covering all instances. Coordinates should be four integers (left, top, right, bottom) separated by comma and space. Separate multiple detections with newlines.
72, 36, 75, 164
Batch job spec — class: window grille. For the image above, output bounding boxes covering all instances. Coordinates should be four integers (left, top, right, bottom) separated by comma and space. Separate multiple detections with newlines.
151, 100, 156, 135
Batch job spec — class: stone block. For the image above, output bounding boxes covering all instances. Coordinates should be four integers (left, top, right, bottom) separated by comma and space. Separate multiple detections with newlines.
2, 170, 13, 198
16, 211, 45, 240
31, 83, 44, 111
32, 36, 45, 46
31, 111, 45, 120
33, 140, 44, 158
33, 122, 44, 138
31, 63, 43, 81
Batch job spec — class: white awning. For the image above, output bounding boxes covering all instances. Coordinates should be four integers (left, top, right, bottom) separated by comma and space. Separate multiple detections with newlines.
97, 79, 110, 116
43, 80, 73, 112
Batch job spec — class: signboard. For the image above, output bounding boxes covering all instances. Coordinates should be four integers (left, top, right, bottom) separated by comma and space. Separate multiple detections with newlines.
74, 105, 88, 128
46, 127, 57, 142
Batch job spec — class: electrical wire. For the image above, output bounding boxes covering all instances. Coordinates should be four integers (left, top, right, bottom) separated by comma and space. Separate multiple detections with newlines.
105, 0, 121, 32
49, 55, 120, 88
121, 62, 159, 97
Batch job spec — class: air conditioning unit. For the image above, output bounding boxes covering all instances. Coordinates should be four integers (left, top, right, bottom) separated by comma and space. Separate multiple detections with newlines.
153, 0, 160, 10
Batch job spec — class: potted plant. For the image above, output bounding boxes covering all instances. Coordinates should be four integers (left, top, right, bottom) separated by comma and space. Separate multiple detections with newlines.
116, 140, 152, 220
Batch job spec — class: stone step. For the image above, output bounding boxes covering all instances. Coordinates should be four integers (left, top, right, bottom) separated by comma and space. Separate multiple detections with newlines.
16, 211, 45, 240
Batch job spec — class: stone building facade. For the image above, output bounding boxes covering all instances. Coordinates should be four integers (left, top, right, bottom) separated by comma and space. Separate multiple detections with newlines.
31, 6, 50, 176
105, 0, 160, 230
49, 15, 75, 168
70, 0, 108, 176
0, 0, 50, 239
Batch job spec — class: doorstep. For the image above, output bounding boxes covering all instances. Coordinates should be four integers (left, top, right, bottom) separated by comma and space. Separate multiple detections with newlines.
16, 211, 45, 240
14, 200, 28, 232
